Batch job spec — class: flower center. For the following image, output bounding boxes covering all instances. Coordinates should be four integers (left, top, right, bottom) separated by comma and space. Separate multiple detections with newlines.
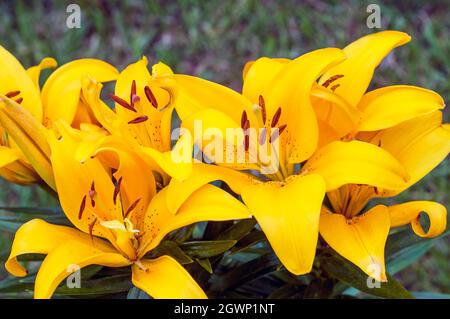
77, 178, 143, 261
327, 184, 376, 218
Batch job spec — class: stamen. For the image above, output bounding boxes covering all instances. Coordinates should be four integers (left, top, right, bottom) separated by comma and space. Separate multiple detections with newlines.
110, 94, 136, 112
131, 94, 140, 105
322, 74, 344, 88
244, 134, 250, 152
78, 195, 87, 219
15, 97, 23, 104
124, 198, 141, 218
5, 90, 20, 98
258, 95, 266, 124
374, 187, 379, 195
144, 86, 158, 108
259, 128, 267, 145
269, 124, 287, 143
89, 181, 96, 207
135, 260, 148, 272
377, 140, 382, 147
130, 80, 137, 106
89, 217, 97, 239
278, 124, 287, 135
330, 84, 340, 91
241, 111, 248, 129
128, 116, 149, 124
134, 232, 144, 241
113, 177, 122, 205
271, 107, 281, 128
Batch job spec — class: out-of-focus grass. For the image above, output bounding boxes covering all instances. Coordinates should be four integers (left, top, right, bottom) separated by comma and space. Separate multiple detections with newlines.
0, 0, 448, 293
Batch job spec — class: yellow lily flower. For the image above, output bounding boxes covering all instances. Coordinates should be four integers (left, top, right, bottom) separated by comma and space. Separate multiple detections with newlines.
80, 57, 192, 183
154, 47, 410, 276
243, 31, 445, 145
0, 45, 55, 185
5, 121, 251, 299
314, 32, 449, 281
241, 31, 449, 281
0, 44, 118, 188
321, 111, 449, 281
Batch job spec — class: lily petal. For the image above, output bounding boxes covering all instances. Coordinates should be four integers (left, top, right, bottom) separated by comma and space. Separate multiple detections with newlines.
26, 57, 58, 91
5, 219, 124, 277
241, 174, 326, 275
166, 74, 255, 125
311, 85, 362, 137
42, 59, 118, 126
0, 97, 55, 188
320, 31, 411, 106
0, 146, 20, 168
165, 163, 256, 214
242, 57, 290, 103
388, 201, 447, 238
49, 121, 122, 237
357, 85, 444, 131
370, 111, 450, 194
131, 256, 207, 299
262, 48, 346, 163
34, 237, 130, 299
0, 45, 42, 121
320, 205, 390, 282
302, 140, 409, 191
140, 132, 193, 181
139, 184, 251, 256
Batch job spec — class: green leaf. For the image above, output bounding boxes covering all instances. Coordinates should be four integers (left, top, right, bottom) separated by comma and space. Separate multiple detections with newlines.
151, 240, 194, 265
55, 274, 132, 296
180, 240, 237, 258
210, 253, 279, 292
386, 228, 449, 274
0, 206, 69, 232
215, 219, 257, 241
320, 248, 413, 299
412, 291, 450, 299
196, 258, 213, 274
268, 284, 302, 299
231, 230, 266, 254
127, 287, 151, 299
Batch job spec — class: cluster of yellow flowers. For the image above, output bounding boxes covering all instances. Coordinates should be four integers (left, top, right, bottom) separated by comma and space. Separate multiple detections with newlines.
0, 31, 448, 299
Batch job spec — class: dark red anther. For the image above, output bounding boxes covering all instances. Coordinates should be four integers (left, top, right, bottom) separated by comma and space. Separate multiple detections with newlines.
271, 107, 281, 128
144, 86, 158, 108
124, 198, 141, 218
89, 217, 97, 239
378, 140, 382, 147
111, 94, 136, 112
113, 177, 122, 205
241, 111, 248, 129
5, 90, 20, 98
131, 94, 140, 105
278, 124, 287, 135
374, 187, 379, 195
244, 134, 250, 151
330, 84, 340, 91
269, 125, 287, 143
78, 195, 87, 219
259, 128, 267, 145
130, 80, 137, 105
322, 74, 344, 88
258, 95, 266, 124
128, 116, 149, 124
89, 181, 96, 207
243, 119, 250, 131
15, 97, 23, 104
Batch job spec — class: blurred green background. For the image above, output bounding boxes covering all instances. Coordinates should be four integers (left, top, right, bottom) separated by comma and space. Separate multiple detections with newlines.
0, 0, 448, 294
